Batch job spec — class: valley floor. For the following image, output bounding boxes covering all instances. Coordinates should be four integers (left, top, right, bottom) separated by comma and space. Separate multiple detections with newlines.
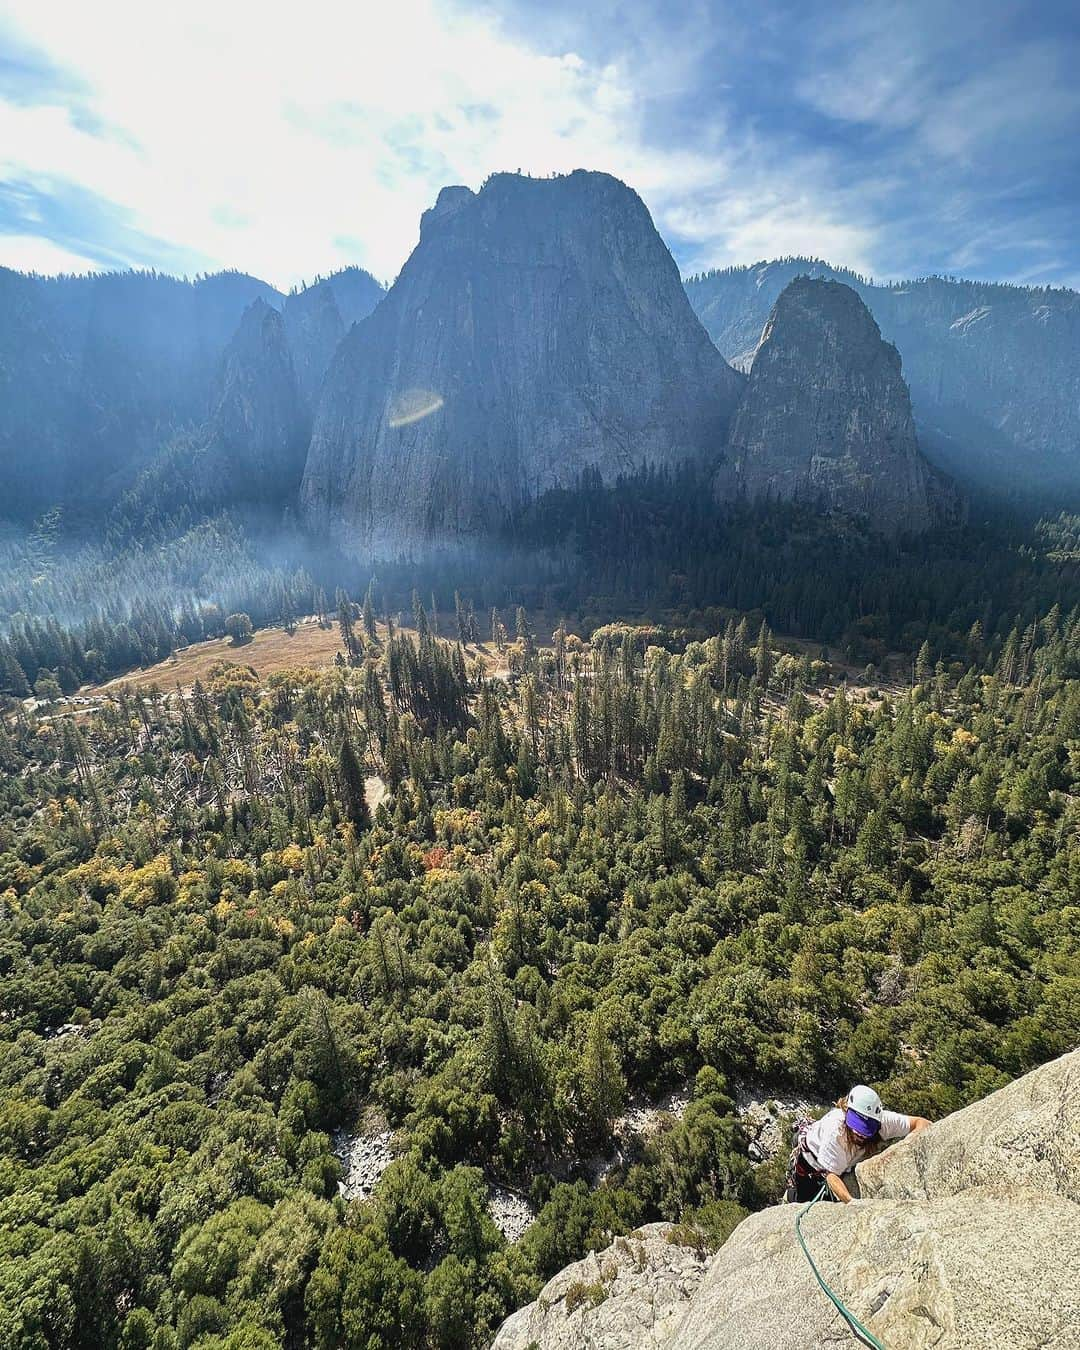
0, 601, 1076, 1350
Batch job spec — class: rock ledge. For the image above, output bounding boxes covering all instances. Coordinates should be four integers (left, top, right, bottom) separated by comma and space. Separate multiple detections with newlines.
491, 1050, 1080, 1349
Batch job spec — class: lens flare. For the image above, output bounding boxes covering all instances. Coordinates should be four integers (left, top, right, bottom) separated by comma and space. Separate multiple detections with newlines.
388, 388, 444, 428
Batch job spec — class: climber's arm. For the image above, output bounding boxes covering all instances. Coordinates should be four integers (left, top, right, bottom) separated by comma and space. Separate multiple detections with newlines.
881, 1109, 930, 1141
824, 1171, 854, 1203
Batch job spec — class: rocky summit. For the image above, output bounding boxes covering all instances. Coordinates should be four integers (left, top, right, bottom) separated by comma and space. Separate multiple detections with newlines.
492, 1048, 1080, 1350
718, 278, 960, 533
300, 170, 744, 554
685, 261, 1080, 498
283, 268, 387, 408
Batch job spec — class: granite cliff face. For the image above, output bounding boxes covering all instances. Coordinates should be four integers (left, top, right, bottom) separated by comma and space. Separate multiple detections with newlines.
719, 278, 959, 533
311, 265, 386, 330
686, 260, 1080, 496
300, 171, 744, 554
492, 1048, 1080, 1350
283, 283, 347, 408
283, 268, 386, 406
198, 299, 310, 502
0, 267, 275, 517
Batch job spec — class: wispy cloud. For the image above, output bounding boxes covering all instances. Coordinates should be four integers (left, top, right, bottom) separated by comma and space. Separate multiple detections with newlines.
0, 177, 212, 274
789, 0, 1080, 284
0, 0, 1076, 288
0, 231, 101, 275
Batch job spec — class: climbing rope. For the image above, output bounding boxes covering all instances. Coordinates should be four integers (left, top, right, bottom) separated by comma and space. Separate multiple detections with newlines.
795, 1183, 886, 1350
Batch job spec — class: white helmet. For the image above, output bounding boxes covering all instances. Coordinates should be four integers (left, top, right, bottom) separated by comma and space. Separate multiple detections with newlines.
845, 1084, 884, 1138
847, 1084, 883, 1121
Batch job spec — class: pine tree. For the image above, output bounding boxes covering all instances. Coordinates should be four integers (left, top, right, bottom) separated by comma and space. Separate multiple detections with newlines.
915, 640, 933, 684
579, 1011, 625, 1147
337, 590, 360, 663
755, 621, 773, 686
481, 971, 518, 1100
412, 590, 429, 639
0, 648, 30, 697
338, 737, 370, 828
362, 581, 377, 641
516, 606, 535, 658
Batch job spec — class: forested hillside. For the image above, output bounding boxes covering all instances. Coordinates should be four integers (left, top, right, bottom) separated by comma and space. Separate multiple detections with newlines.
1, 595, 1077, 1348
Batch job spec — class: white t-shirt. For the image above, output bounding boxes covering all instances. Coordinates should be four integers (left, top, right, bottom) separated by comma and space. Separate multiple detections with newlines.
803, 1106, 911, 1175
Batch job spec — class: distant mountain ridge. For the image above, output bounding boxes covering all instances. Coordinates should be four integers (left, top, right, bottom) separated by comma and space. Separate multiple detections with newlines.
0, 263, 384, 519
8, 184, 1076, 541
686, 258, 875, 370
685, 259, 1080, 497
300, 174, 955, 548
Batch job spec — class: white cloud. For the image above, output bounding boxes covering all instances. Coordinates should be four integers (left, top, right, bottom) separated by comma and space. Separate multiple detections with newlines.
0, 231, 101, 274
1, 0, 1076, 291
0, 0, 886, 286
662, 165, 879, 279
0, 0, 647, 284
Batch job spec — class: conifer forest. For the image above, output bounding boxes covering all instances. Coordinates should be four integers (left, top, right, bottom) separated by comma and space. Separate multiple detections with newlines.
2, 559, 1078, 1346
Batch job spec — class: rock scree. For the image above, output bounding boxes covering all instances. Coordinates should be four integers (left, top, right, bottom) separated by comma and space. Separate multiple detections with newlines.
487, 1186, 537, 1244
489, 1049, 1080, 1349
331, 1125, 394, 1202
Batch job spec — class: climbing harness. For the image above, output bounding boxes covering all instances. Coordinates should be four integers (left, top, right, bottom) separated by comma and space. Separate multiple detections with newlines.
795, 1182, 886, 1350
785, 1118, 827, 1202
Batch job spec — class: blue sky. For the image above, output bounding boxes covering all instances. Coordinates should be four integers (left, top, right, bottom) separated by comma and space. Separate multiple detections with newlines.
0, 0, 1077, 289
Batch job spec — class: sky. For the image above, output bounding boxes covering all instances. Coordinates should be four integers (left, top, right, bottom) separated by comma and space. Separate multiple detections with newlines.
0, 0, 1077, 290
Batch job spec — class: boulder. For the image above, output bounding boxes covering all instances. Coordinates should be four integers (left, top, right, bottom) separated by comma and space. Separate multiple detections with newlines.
490, 1224, 710, 1350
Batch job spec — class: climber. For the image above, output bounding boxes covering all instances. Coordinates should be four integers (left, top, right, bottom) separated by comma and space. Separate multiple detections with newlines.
785, 1084, 931, 1203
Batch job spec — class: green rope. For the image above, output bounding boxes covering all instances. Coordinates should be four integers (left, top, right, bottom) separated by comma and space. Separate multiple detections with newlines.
794, 1183, 886, 1350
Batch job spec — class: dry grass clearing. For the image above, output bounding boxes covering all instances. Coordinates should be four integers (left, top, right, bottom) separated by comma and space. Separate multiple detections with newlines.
85, 608, 898, 703
98, 619, 347, 693
92, 618, 513, 696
